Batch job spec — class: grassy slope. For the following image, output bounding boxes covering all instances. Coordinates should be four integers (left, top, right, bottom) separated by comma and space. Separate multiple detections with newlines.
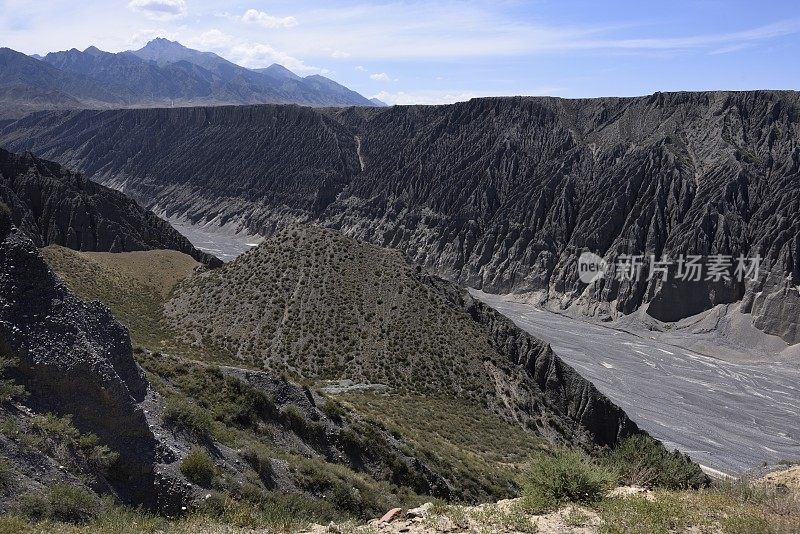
164, 226, 504, 399
41, 246, 197, 350
341, 392, 548, 500
37, 247, 439, 523
41, 245, 235, 364
33, 238, 793, 532
39, 242, 548, 506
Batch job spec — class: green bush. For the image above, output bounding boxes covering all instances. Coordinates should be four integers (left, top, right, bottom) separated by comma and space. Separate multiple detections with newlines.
520, 448, 617, 513
32, 413, 80, 442
241, 445, 274, 484
198, 491, 229, 516
48, 484, 101, 523
0, 356, 25, 403
14, 484, 100, 523
180, 447, 217, 487
605, 435, 708, 489
163, 397, 213, 438
0, 457, 15, 492
596, 492, 688, 534
320, 397, 347, 421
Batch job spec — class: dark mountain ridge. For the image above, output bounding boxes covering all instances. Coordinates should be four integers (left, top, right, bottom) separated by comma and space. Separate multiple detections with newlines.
0, 147, 221, 266
1, 91, 797, 343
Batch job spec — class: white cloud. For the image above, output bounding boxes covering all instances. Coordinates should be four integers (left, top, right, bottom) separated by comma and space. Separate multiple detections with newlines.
708, 43, 754, 55
228, 43, 318, 73
127, 0, 187, 21
355, 65, 366, 71
370, 72, 391, 81
243, 4, 800, 61
578, 20, 800, 52
240, 9, 298, 29
372, 87, 561, 106
371, 90, 479, 105
331, 50, 350, 59
187, 29, 232, 50
370, 91, 486, 106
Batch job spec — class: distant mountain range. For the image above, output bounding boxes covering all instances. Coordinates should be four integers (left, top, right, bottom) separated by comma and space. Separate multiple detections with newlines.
0, 38, 383, 117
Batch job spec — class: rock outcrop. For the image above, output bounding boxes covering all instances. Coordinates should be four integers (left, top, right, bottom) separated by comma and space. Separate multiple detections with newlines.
2, 92, 797, 342
425, 275, 637, 448
0, 148, 221, 267
0, 225, 180, 507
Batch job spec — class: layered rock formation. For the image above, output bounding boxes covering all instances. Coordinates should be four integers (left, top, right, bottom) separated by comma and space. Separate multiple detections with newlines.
0, 148, 221, 266
2, 91, 797, 342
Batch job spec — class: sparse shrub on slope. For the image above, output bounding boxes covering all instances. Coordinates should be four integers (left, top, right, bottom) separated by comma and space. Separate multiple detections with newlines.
163, 396, 214, 438
13, 484, 101, 523
240, 444, 275, 485
180, 447, 217, 487
0, 354, 25, 403
165, 226, 505, 401
0, 457, 15, 493
520, 448, 617, 512
605, 434, 709, 489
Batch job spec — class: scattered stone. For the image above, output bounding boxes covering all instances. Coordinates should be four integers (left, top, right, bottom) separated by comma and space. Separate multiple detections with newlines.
406, 502, 433, 518
379, 507, 403, 523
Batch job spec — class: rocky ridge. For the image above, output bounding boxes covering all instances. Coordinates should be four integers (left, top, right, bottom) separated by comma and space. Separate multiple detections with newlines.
0, 148, 221, 267
0, 222, 182, 509
1, 91, 796, 343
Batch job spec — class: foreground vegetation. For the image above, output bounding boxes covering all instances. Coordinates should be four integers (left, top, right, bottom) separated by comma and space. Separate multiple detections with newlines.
29, 243, 791, 532
341, 392, 549, 500
1, 458, 796, 533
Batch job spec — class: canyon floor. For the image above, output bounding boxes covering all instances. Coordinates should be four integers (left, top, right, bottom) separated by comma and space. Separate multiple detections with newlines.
472, 290, 800, 475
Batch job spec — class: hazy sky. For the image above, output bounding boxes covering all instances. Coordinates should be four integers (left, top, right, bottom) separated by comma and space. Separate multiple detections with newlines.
2, 0, 799, 104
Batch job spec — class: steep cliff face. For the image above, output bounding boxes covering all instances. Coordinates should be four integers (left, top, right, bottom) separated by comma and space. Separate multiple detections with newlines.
0, 148, 221, 267
329, 93, 800, 344
424, 275, 637, 448
0, 225, 178, 507
0, 106, 360, 236
2, 91, 798, 342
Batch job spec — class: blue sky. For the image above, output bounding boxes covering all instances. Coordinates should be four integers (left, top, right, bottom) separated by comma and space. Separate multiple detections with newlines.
2, 0, 799, 104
